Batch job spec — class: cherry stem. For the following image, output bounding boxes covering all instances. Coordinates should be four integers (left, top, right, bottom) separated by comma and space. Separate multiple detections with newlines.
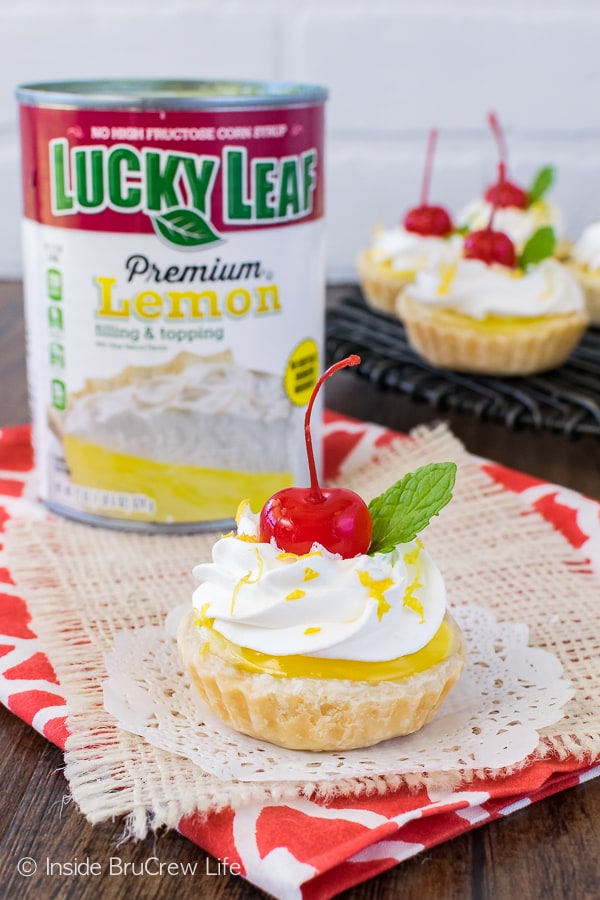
486, 162, 504, 232
304, 355, 361, 500
420, 128, 439, 207
488, 110, 510, 175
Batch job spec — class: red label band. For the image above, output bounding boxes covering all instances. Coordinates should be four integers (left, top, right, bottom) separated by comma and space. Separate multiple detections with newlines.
19, 104, 325, 235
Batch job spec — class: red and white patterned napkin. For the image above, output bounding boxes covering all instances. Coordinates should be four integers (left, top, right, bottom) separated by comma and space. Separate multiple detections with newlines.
1, 415, 598, 900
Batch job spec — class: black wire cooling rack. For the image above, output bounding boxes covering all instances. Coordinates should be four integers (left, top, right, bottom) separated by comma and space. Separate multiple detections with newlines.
325, 292, 600, 439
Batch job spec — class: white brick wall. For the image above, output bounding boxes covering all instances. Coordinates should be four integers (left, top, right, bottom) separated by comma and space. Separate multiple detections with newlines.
3, 0, 600, 280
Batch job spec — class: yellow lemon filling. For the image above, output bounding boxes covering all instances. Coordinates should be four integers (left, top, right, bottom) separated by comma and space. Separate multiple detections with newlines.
62, 436, 293, 523
422, 306, 564, 334
197, 616, 457, 682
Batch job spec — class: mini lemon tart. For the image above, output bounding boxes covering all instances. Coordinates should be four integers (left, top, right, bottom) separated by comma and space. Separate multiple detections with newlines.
398, 236, 589, 376
178, 357, 465, 751
566, 221, 600, 325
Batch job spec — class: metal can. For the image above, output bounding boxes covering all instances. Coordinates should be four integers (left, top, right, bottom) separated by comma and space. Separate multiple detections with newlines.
16, 79, 328, 531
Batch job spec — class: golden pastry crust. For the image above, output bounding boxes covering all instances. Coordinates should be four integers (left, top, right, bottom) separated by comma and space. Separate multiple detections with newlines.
397, 294, 589, 376
356, 249, 414, 314
177, 610, 466, 751
565, 261, 600, 325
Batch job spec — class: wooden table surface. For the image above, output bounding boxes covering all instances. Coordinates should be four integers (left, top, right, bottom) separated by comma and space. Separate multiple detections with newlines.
1, 279, 599, 899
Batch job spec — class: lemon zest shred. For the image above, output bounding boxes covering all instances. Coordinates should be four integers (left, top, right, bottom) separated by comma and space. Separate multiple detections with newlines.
304, 626, 321, 635
403, 544, 424, 621
357, 570, 394, 620
436, 260, 458, 297
277, 549, 323, 562
403, 547, 420, 566
230, 549, 264, 615
403, 583, 424, 620
303, 567, 319, 582
286, 589, 306, 601
235, 498, 250, 527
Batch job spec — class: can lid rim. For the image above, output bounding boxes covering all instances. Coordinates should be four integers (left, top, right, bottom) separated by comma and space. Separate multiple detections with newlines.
15, 79, 329, 109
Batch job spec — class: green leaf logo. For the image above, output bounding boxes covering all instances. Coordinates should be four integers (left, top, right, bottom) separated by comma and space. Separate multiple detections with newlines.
150, 207, 222, 248
367, 462, 457, 554
527, 166, 554, 206
518, 226, 556, 269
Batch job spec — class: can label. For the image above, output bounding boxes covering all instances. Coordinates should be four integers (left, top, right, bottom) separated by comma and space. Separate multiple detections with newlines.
19, 100, 325, 528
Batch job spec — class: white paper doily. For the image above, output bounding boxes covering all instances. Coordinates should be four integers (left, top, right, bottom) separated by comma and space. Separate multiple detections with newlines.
102, 605, 574, 782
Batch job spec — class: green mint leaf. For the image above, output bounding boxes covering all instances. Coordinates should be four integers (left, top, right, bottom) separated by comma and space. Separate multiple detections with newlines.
518, 226, 556, 269
150, 208, 221, 248
527, 166, 554, 205
367, 462, 457, 554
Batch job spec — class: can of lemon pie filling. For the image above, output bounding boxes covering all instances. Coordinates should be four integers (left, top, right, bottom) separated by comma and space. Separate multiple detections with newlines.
16, 79, 328, 531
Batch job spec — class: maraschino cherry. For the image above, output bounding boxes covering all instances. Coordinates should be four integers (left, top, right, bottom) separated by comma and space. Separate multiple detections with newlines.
484, 111, 528, 210
259, 356, 373, 558
464, 164, 517, 268
403, 129, 453, 237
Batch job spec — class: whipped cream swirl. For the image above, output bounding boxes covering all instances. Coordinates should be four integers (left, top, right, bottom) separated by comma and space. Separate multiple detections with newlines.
572, 221, 600, 272
406, 257, 585, 318
457, 199, 564, 251
192, 505, 447, 662
370, 226, 462, 272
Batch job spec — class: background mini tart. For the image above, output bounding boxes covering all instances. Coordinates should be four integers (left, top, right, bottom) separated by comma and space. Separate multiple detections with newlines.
565, 262, 600, 325
397, 293, 589, 376
177, 610, 466, 751
356, 248, 415, 313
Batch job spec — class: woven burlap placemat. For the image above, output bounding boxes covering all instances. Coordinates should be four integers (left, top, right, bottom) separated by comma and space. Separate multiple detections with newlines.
5, 423, 600, 838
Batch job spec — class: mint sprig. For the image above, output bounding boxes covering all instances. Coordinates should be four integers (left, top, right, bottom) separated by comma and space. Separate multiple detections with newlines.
367, 462, 457, 554
527, 166, 554, 206
518, 225, 556, 269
